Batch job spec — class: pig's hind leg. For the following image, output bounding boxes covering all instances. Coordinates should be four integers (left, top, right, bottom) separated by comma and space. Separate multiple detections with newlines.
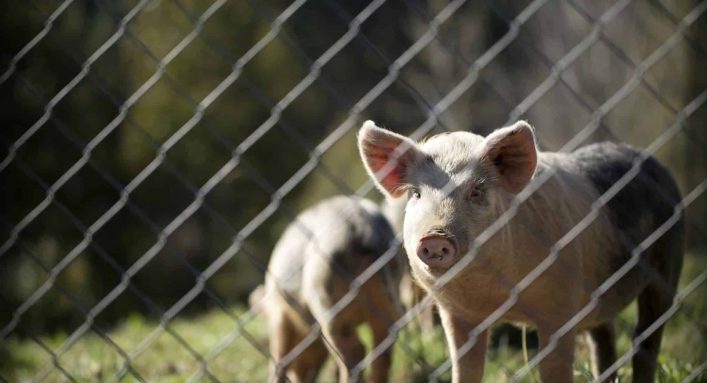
289, 334, 328, 383
363, 273, 402, 383
318, 310, 366, 383
267, 309, 297, 383
632, 281, 677, 383
268, 308, 327, 383
585, 321, 617, 382
306, 278, 366, 383
632, 222, 683, 383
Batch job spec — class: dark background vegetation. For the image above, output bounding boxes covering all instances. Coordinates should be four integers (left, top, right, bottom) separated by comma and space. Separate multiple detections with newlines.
1, 0, 705, 347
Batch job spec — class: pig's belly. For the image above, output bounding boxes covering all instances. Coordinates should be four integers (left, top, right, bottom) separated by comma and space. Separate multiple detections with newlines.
433, 273, 647, 330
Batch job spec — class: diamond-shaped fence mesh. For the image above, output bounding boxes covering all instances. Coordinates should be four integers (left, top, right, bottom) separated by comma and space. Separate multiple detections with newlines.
1, 0, 706, 382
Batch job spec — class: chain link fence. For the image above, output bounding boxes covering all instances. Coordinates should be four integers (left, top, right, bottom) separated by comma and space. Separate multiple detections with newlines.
1, 0, 706, 382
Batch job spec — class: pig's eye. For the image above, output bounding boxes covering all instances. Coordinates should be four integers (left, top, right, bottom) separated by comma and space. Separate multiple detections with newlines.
467, 184, 485, 201
410, 188, 421, 199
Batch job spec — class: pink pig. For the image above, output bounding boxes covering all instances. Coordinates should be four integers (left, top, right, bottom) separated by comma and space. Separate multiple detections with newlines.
358, 120, 684, 382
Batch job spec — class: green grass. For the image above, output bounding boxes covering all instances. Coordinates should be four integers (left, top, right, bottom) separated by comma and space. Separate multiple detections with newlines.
3, 256, 705, 382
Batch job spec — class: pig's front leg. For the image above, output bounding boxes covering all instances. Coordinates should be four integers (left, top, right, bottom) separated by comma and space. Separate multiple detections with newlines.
438, 307, 487, 383
536, 326, 576, 383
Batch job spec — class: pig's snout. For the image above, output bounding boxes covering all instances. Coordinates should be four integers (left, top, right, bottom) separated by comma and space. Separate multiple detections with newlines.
417, 235, 457, 269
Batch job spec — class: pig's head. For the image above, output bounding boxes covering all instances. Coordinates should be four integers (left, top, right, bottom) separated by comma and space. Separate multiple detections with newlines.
357, 120, 537, 274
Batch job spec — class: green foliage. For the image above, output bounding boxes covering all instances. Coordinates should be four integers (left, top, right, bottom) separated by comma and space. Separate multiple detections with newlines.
4, 255, 705, 382
3, 302, 703, 382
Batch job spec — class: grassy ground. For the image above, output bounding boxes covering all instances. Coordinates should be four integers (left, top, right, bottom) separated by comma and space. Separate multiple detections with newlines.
4, 255, 706, 383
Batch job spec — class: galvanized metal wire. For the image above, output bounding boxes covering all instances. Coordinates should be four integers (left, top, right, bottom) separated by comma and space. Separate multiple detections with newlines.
1, 0, 705, 382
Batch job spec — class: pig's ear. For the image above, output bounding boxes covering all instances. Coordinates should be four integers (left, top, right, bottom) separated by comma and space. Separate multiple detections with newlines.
482, 121, 538, 194
358, 121, 421, 198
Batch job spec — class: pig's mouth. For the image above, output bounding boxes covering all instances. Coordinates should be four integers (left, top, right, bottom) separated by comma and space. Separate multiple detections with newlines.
420, 252, 457, 269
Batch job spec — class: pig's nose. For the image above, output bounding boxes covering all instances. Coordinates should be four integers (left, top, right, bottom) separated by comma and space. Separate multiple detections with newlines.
417, 236, 456, 268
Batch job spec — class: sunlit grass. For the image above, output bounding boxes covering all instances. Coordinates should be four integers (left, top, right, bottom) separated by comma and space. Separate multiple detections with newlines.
4, 255, 705, 382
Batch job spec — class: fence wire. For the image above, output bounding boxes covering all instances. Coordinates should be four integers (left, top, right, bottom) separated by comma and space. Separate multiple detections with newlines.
1, 0, 706, 382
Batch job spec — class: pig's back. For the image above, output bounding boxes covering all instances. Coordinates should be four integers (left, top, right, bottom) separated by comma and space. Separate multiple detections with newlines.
571, 142, 683, 256
267, 195, 396, 302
